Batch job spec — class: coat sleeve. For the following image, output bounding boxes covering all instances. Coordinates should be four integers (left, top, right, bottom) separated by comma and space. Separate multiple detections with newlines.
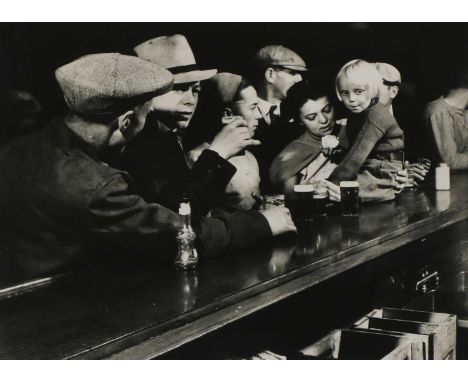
193, 208, 272, 258
189, 149, 237, 215
87, 174, 271, 260
87, 175, 185, 260
426, 109, 468, 170
328, 119, 387, 184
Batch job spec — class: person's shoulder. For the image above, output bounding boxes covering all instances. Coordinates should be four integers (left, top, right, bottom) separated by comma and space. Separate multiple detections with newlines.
366, 102, 398, 128
424, 97, 449, 117
61, 151, 130, 208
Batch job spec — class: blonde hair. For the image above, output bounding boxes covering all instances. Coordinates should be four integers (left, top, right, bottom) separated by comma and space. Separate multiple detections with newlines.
335, 59, 382, 101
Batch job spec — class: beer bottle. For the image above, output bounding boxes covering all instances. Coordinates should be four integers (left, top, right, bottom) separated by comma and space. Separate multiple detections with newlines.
175, 195, 199, 270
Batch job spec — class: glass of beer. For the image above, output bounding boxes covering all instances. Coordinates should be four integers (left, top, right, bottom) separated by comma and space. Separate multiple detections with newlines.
404, 164, 416, 189
293, 184, 314, 222
340, 181, 360, 217
310, 180, 328, 217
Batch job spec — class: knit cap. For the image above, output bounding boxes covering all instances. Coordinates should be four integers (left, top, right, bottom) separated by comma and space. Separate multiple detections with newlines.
209, 72, 244, 104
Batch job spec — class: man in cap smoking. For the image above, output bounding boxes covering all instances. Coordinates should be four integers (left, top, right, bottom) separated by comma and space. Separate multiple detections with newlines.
248, 45, 308, 193
0, 52, 294, 282
120, 35, 295, 237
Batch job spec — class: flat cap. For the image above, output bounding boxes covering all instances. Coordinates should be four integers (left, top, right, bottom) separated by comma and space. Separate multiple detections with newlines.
256, 45, 307, 72
375, 62, 401, 85
209, 73, 243, 105
55, 53, 173, 116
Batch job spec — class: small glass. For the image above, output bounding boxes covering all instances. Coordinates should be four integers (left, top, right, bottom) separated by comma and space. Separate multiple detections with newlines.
403, 164, 416, 189
393, 150, 405, 170
310, 180, 328, 217
222, 115, 245, 155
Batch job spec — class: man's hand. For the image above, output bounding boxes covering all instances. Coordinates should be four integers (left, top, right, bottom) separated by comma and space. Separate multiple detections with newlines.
408, 162, 427, 185
209, 118, 261, 160
323, 180, 341, 202
395, 169, 407, 194
260, 205, 297, 236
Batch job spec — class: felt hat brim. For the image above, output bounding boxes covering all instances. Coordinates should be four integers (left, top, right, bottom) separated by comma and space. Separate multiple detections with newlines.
173, 69, 218, 84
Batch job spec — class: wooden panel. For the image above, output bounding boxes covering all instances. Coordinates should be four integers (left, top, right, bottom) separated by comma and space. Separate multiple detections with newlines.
300, 329, 421, 360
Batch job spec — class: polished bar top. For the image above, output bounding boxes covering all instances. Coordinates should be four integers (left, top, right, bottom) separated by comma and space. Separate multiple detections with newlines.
1, 174, 468, 359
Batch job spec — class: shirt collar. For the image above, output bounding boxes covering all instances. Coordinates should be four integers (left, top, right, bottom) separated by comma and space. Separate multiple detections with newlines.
257, 97, 280, 118
257, 98, 281, 126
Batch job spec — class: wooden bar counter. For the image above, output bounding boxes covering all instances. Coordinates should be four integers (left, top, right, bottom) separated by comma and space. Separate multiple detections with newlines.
2, 174, 468, 359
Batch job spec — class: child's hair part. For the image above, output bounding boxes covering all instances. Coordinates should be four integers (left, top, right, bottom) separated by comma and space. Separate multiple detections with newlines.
335, 59, 382, 101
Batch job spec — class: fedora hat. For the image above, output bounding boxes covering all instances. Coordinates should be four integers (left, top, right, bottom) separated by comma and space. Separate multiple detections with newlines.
134, 34, 217, 84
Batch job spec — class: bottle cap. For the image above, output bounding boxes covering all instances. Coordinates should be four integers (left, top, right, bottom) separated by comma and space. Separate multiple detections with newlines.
439, 163, 448, 167
340, 181, 359, 187
179, 202, 191, 215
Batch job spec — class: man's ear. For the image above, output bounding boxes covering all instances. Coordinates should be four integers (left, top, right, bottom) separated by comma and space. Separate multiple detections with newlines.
264, 67, 276, 84
390, 86, 399, 100
117, 110, 135, 137
223, 107, 233, 118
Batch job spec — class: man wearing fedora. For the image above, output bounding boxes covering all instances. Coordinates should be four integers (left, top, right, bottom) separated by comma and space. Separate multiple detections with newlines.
120, 35, 295, 232
0, 52, 295, 282
248, 45, 308, 193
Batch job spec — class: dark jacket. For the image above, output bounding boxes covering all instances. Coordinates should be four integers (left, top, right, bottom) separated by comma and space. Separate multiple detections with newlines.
0, 119, 271, 281
0, 118, 186, 281
118, 120, 238, 215
117, 119, 272, 251
250, 114, 303, 194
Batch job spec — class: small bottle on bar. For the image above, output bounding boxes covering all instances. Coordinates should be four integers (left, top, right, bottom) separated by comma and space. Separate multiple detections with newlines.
175, 195, 198, 270
435, 163, 450, 191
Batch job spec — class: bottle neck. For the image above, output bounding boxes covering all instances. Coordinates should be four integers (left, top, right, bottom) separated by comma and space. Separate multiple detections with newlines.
184, 213, 191, 227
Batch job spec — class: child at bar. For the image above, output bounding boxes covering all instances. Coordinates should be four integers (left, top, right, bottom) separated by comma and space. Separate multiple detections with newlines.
327, 59, 405, 199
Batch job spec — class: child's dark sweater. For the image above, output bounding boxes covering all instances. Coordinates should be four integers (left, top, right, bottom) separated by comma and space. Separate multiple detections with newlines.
328, 102, 404, 184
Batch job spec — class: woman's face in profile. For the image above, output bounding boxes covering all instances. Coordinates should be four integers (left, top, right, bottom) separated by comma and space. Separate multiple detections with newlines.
298, 96, 335, 138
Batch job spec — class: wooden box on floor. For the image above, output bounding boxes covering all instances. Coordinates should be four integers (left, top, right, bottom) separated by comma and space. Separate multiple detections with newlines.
354, 308, 456, 360
299, 328, 425, 360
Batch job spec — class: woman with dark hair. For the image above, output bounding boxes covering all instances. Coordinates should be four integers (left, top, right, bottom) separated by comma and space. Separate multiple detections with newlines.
270, 78, 410, 203
270, 79, 348, 197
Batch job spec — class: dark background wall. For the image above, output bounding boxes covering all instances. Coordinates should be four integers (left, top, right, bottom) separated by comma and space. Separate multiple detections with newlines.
1, 22, 467, 158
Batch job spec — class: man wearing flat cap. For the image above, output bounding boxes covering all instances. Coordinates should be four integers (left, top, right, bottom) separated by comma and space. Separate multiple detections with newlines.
0, 52, 294, 282
248, 45, 308, 193
120, 35, 295, 244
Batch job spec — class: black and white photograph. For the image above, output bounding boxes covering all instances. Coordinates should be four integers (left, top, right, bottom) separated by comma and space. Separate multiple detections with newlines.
1, 1, 468, 376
